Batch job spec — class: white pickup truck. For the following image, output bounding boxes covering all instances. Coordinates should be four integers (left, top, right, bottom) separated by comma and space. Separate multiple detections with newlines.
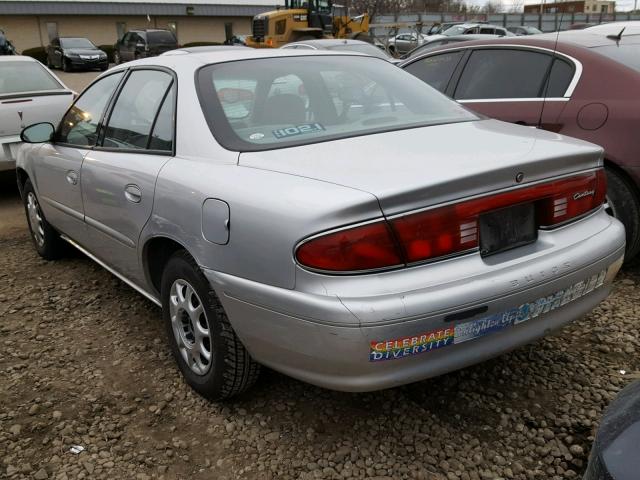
0, 56, 74, 171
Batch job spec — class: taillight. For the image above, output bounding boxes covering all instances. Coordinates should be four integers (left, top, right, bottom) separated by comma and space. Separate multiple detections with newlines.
536, 170, 606, 226
296, 169, 606, 273
295, 221, 403, 272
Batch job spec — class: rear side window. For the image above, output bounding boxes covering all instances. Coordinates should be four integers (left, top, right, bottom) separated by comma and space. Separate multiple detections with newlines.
147, 31, 177, 45
403, 51, 464, 93
455, 49, 552, 99
545, 58, 575, 97
0, 61, 64, 95
57, 71, 124, 146
148, 84, 176, 151
102, 70, 173, 150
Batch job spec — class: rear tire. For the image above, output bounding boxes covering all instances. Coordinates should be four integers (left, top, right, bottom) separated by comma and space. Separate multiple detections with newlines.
113, 51, 121, 65
605, 166, 640, 262
22, 179, 65, 261
62, 58, 71, 72
161, 251, 260, 400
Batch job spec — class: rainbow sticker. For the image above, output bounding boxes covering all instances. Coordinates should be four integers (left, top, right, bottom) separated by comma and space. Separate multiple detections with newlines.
369, 327, 455, 362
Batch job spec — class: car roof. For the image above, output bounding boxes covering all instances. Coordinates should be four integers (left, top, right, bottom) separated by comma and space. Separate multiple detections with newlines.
162, 45, 251, 55
283, 39, 371, 48
108, 47, 371, 72
534, 30, 640, 47
130, 29, 173, 33
0, 55, 38, 62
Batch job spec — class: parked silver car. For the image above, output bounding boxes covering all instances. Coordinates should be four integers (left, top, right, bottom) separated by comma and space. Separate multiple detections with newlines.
0, 56, 74, 171
16, 49, 624, 400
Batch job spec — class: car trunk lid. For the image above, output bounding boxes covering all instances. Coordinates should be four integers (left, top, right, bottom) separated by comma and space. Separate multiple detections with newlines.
238, 119, 603, 216
0, 91, 73, 137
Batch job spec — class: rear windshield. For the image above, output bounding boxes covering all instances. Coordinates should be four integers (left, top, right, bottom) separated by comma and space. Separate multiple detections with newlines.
197, 55, 476, 151
325, 43, 390, 60
147, 31, 177, 45
443, 25, 467, 36
60, 38, 95, 48
592, 44, 640, 72
0, 61, 64, 95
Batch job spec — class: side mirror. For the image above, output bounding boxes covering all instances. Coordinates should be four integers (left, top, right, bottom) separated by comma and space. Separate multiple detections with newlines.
21, 123, 55, 143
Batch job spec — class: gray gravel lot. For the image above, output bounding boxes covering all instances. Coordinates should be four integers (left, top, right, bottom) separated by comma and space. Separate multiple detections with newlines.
1, 165, 639, 480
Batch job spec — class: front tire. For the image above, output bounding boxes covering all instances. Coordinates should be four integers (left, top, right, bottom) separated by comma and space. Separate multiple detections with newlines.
62, 58, 71, 72
605, 166, 640, 261
161, 251, 260, 400
22, 180, 65, 260
113, 51, 121, 65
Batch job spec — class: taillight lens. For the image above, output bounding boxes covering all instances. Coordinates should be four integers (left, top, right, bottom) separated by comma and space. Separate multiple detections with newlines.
296, 169, 606, 273
295, 221, 403, 272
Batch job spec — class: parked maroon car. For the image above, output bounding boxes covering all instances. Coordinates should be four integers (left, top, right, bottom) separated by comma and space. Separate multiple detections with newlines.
399, 32, 640, 260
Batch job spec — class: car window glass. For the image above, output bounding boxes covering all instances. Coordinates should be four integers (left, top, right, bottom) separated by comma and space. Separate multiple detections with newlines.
545, 58, 574, 97
102, 70, 173, 150
455, 49, 552, 99
593, 44, 640, 72
403, 51, 465, 93
200, 56, 476, 151
480, 28, 495, 34
148, 84, 175, 151
57, 71, 124, 146
147, 31, 177, 44
60, 38, 94, 49
0, 60, 64, 94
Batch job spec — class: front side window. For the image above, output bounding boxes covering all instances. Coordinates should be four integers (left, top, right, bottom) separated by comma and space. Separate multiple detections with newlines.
0, 61, 65, 95
57, 72, 124, 146
197, 55, 477, 151
455, 49, 552, 100
403, 51, 465, 93
102, 70, 173, 150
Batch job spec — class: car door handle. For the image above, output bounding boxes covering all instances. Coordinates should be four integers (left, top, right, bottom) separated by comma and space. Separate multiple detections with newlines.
66, 171, 78, 185
124, 184, 142, 203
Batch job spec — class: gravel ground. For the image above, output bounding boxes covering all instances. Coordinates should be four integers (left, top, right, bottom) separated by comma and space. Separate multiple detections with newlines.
1, 170, 639, 480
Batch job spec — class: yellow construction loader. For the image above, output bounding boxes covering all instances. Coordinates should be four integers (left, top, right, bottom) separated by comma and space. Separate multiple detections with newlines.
245, 0, 370, 48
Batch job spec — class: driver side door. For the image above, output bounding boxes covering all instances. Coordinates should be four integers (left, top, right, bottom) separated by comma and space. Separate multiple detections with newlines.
33, 71, 124, 245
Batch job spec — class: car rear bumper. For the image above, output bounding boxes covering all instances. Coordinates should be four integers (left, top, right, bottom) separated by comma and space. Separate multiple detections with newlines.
204, 210, 625, 392
0, 135, 20, 171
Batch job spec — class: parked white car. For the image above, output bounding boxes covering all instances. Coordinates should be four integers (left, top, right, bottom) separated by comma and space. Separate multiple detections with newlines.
0, 56, 74, 171
386, 32, 429, 55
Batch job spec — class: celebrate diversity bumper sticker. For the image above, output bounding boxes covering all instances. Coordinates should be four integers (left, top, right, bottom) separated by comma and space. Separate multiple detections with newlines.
369, 269, 607, 362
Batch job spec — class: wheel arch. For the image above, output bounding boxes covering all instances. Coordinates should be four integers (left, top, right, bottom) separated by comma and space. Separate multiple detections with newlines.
603, 159, 640, 202
142, 236, 194, 297
16, 167, 29, 198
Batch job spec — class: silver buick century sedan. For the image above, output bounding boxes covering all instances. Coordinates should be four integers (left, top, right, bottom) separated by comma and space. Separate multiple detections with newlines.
17, 49, 625, 400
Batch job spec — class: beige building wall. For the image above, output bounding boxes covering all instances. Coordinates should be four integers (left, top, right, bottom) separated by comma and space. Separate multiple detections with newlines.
1, 14, 252, 52
583, 0, 616, 12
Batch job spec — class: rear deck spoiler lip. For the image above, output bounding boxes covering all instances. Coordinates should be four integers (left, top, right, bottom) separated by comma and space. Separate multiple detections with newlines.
0, 90, 73, 102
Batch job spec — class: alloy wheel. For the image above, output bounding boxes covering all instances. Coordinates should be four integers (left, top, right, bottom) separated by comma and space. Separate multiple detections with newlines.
169, 279, 212, 376
26, 192, 45, 248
